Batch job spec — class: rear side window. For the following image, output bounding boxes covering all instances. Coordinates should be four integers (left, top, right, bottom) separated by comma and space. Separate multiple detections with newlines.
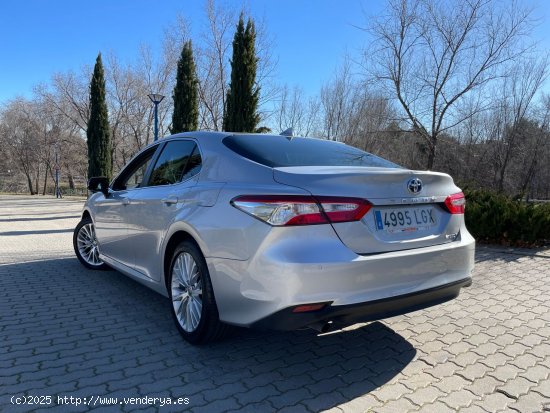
223, 135, 401, 168
147, 140, 202, 186
181, 146, 202, 181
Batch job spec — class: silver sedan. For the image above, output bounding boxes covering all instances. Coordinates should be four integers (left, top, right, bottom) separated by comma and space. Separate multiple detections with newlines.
74, 132, 475, 344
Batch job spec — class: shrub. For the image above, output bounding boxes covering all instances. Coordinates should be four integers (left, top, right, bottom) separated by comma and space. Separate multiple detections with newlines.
463, 189, 550, 247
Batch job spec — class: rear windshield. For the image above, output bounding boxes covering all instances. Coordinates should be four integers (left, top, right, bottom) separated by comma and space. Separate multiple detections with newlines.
223, 135, 402, 168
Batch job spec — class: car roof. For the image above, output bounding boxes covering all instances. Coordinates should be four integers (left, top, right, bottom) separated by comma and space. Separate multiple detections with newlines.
169, 131, 231, 140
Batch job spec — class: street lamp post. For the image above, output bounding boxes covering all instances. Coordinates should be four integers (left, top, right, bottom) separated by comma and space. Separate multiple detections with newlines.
148, 93, 165, 142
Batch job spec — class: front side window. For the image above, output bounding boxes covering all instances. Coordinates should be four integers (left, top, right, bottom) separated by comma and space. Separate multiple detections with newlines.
147, 140, 202, 186
112, 146, 158, 191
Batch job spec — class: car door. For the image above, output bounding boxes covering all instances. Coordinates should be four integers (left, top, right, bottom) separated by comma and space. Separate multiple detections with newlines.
93, 144, 159, 269
125, 139, 202, 280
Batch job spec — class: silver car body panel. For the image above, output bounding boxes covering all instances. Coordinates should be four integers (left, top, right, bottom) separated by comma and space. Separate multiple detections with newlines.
81, 131, 475, 329
125, 175, 200, 280
208, 229, 474, 326
93, 190, 133, 267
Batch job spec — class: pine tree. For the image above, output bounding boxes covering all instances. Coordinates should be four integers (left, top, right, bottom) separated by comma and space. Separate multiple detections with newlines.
171, 40, 199, 133
223, 13, 260, 132
87, 53, 112, 180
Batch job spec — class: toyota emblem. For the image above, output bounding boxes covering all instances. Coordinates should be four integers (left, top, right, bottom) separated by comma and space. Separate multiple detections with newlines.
407, 178, 423, 194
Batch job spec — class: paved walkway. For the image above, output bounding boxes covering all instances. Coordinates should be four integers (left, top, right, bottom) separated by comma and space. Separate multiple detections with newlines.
0, 195, 549, 412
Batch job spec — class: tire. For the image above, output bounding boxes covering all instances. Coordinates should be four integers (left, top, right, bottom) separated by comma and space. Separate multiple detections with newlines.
73, 217, 109, 270
168, 240, 229, 344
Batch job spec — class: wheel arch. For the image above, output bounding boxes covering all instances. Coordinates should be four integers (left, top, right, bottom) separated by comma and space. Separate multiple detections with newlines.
162, 228, 206, 292
164, 227, 231, 343
81, 209, 92, 221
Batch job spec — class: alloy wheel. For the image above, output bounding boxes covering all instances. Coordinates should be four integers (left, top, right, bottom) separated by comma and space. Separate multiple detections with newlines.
76, 223, 102, 266
171, 252, 203, 332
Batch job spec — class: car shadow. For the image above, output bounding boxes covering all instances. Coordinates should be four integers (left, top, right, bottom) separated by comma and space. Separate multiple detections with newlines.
0, 258, 416, 411
0, 215, 80, 222
0, 229, 73, 236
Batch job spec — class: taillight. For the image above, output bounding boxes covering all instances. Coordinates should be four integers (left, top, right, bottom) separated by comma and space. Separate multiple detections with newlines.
318, 197, 372, 223
231, 195, 371, 226
444, 192, 466, 214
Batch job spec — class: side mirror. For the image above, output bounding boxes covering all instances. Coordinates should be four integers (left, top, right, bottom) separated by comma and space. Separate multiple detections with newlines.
88, 177, 110, 197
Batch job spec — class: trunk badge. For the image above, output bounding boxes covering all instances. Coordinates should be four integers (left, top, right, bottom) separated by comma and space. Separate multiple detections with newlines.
407, 178, 423, 194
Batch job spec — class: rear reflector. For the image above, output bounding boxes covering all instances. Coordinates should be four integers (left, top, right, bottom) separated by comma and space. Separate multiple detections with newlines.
444, 192, 466, 214
231, 195, 371, 226
292, 303, 328, 313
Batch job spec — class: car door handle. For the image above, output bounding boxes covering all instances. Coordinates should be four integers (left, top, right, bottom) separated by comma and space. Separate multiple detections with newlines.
162, 197, 178, 205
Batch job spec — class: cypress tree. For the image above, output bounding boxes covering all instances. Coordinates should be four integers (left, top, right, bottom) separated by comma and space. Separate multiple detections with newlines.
223, 13, 260, 132
171, 40, 199, 133
87, 53, 112, 180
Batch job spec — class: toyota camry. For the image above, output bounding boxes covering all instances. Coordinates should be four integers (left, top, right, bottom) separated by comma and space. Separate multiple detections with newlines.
74, 132, 475, 344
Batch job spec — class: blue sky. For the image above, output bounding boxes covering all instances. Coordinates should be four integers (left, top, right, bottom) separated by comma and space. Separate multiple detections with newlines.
0, 0, 548, 104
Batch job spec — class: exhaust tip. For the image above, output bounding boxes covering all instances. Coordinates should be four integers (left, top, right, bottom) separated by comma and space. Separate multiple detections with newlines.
308, 321, 332, 334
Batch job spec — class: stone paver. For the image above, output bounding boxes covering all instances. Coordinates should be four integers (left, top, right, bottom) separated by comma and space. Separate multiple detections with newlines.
0, 195, 549, 412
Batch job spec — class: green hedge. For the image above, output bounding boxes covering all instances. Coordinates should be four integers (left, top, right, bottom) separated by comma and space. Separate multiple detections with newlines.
463, 189, 550, 247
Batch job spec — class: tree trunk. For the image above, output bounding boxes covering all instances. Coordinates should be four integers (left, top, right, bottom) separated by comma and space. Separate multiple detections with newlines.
497, 156, 509, 193
111, 145, 115, 175
520, 154, 538, 200
35, 167, 40, 195
68, 172, 75, 190
42, 162, 49, 195
25, 173, 35, 195
426, 136, 437, 170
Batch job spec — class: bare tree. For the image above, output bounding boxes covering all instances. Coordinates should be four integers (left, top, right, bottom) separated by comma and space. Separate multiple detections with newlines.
251, 13, 280, 125
526, 95, 550, 198
106, 53, 159, 169
491, 57, 548, 192
339, 90, 395, 154
0, 99, 41, 194
195, 0, 237, 130
103, 32, 182, 172
275, 85, 320, 136
0, 94, 90, 195
194, 0, 278, 130
34, 68, 91, 134
318, 58, 396, 153
516, 115, 548, 199
319, 60, 355, 140
368, 0, 535, 169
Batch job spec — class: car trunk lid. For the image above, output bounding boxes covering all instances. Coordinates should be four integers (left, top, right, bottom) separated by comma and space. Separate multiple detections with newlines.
273, 166, 463, 254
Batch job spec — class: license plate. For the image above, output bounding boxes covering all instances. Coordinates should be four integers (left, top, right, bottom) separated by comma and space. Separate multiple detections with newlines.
373, 206, 437, 233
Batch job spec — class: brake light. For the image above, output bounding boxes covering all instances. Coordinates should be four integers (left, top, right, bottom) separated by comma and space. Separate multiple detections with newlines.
231, 195, 371, 226
318, 197, 372, 223
444, 192, 466, 214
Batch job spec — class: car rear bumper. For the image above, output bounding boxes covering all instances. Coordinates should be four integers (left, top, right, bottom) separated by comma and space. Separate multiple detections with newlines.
207, 225, 475, 329
250, 277, 472, 330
